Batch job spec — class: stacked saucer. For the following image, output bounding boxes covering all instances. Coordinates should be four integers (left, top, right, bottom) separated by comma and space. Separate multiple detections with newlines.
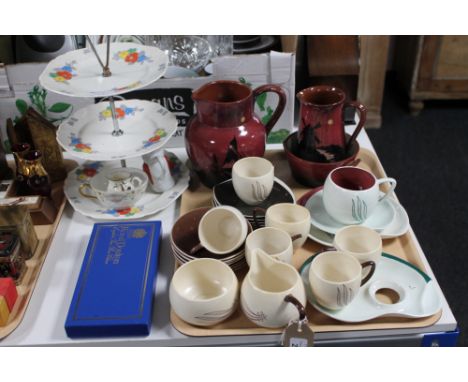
212, 177, 295, 228
170, 207, 250, 271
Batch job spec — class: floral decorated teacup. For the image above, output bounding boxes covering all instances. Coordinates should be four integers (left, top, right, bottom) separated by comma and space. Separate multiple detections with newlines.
79, 167, 148, 209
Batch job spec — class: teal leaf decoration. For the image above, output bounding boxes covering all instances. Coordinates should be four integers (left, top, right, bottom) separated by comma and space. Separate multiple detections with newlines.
256, 93, 267, 111
266, 129, 290, 144
48, 102, 71, 113
352, 196, 367, 222
15, 99, 28, 116
238, 77, 252, 88
260, 106, 274, 125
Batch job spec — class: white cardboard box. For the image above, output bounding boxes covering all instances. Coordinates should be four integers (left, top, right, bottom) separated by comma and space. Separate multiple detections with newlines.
0, 52, 295, 150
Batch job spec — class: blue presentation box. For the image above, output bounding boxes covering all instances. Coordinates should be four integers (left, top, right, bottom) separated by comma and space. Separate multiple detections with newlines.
65, 221, 162, 338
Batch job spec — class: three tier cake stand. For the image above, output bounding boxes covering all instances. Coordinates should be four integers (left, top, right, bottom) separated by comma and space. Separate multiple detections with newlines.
39, 36, 189, 220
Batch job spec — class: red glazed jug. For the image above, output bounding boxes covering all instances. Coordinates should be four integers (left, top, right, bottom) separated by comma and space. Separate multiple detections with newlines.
185, 80, 286, 188
296, 86, 366, 162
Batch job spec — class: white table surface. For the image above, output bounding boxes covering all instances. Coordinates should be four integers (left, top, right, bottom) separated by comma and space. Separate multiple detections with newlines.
0, 127, 458, 346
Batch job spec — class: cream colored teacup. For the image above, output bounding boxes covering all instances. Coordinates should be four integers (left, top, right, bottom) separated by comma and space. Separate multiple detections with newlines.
169, 258, 238, 326
245, 227, 294, 266
241, 250, 306, 328
265, 203, 310, 250
197, 206, 248, 255
232, 157, 274, 205
308, 251, 376, 310
334, 226, 382, 264
323, 166, 397, 225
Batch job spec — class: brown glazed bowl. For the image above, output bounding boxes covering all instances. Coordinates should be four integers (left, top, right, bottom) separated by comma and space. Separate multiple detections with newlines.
283, 132, 360, 187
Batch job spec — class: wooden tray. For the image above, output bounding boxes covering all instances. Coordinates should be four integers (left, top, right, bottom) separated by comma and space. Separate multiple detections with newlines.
171, 149, 442, 337
0, 160, 76, 339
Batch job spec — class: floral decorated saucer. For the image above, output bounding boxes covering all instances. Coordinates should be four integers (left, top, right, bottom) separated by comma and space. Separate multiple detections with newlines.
57, 100, 177, 161
64, 152, 189, 220
39, 42, 168, 98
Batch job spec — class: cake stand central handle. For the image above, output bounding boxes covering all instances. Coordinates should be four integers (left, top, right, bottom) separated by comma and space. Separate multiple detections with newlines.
109, 97, 123, 137
85, 35, 112, 77
103, 36, 111, 77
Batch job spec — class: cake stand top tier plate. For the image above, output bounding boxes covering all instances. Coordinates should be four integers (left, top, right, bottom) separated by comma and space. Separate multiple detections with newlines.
57, 99, 177, 161
39, 42, 168, 98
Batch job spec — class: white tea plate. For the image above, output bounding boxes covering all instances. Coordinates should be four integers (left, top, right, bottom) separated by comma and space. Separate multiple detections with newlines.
57, 100, 177, 161
308, 224, 335, 247
39, 42, 168, 98
306, 190, 395, 235
300, 253, 442, 322
64, 152, 189, 220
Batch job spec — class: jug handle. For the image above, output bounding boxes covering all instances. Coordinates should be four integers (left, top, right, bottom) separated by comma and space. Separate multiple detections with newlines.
284, 294, 306, 321
345, 101, 367, 152
253, 84, 287, 135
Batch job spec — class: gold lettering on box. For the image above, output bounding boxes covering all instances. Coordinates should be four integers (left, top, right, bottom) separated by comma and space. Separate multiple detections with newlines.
130, 229, 147, 239
105, 226, 129, 265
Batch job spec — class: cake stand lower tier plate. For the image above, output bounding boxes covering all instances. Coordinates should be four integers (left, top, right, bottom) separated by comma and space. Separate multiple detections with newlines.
64, 153, 189, 220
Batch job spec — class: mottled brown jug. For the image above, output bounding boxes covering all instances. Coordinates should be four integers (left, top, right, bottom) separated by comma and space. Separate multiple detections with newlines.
296, 86, 366, 162
185, 80, 286, 188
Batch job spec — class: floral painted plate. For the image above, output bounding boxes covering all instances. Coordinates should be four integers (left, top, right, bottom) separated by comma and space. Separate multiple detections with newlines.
64, 152, 189, 220
57, 99, 177, 161
39, 42, 168, 98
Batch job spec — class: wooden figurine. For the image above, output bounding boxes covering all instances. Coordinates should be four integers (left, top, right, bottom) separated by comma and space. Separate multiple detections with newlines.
6, 108, 67, 182
23, 108, 67, 182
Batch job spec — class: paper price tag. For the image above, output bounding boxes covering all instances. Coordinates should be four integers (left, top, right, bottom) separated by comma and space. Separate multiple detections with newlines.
281, 318, 314, 347
288, 337, 309, 347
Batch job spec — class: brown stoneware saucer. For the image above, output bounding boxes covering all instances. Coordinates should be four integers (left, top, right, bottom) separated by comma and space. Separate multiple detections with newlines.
171, 207, 251, 269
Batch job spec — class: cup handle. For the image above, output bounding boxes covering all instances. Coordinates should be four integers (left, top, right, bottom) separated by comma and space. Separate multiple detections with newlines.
79, 183, 97, 199
252, 207, 266, 230
345, 101, 367, 152
131, 176, 143, 188
253, 84, 287, 135
284, 294, 306, 321
360, 261, 376, 286
291, 233, 302, 242
377, 177, 397, 202
189, 242, 204, 256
